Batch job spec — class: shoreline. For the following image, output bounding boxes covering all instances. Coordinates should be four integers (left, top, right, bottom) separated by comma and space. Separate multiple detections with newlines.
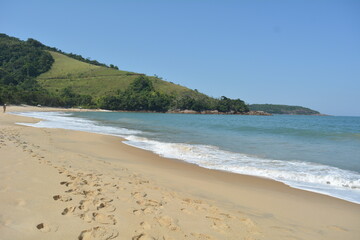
122, 138, 360, 205
6, 104, 272, 115
8, 104, 331, 116
10, 106, 360, 205
1, 106, 360, 239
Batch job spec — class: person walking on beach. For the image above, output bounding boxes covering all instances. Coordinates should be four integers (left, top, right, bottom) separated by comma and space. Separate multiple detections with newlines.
3, 104, 6, 113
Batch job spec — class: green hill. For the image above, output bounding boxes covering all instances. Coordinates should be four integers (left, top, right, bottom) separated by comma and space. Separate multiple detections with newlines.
0, 33, 248, 113
37, 51, 196, 98
1, 33, 320, 115
249, 104, 320, 115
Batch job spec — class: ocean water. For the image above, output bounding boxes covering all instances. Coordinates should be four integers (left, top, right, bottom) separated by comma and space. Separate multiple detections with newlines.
14, 111, 360, 204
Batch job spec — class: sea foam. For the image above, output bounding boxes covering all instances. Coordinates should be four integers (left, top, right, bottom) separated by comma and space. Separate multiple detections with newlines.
124, 135, 360, 203
15, 111, 141, 136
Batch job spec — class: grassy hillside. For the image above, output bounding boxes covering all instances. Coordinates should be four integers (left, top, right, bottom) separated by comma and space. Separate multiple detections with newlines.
1, 33, 248, 113
249, 104, 320, 115
37, 51, 197, 99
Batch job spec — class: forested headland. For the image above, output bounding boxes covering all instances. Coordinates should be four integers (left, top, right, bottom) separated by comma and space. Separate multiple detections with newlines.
0, 33, 249, 114
249, 104, 320, 115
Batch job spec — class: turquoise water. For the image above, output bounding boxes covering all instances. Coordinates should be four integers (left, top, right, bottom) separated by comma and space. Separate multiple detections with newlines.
15, 111, 360, 203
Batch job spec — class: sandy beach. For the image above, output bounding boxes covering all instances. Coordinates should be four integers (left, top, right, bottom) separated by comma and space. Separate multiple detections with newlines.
1, 106, 359, 240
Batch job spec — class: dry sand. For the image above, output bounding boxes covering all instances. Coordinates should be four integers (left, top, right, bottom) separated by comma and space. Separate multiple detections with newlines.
0, 106, 359, 240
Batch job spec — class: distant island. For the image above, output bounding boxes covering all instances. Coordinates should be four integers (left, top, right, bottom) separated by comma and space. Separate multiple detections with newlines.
0, 33, 318, 115
249, 104, 320, 115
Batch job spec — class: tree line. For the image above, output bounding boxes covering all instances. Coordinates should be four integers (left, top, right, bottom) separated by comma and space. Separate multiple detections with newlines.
99, 76, 249, 113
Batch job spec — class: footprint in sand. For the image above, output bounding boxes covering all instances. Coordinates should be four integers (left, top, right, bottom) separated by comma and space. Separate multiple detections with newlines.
62, 206, 76, 215
180, 208, 193, 215
182, 198, 210, 211
136, 199, 164, 208
60, 181, 73, 187
96, 201, 116, 212
155, 216, 180, 232
92, 213, 117, 225
132, 207, 156, 215
79, 213, 94, 223
219, 212, 235, 219
36, 223, 59, 233
205, 216, 230, 233
210, 220, 230, 233
190, 233, 216, 240
131, 192, 148, 199
78, 199, 94, 211
100, 197, 113, 203
58, 169, 68, 175
67, 174, 78, 181
132, 209, 143, 216
65, 188, 75, 193
132, 233, 156, 240
162, 236, 177, 240
78, 226, 119, 240
79, 189, 100, 197
77, 198, 116, 213
53, 195, 72, 202
140, 221, 152, 230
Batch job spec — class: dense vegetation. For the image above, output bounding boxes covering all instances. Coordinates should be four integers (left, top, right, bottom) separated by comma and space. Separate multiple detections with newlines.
0, 35, 54, 85
100, 76, 172, 112
0, 33, 249, 113
100, 76, 248, 113
0, 34, 58, 105
248, 104, 319, 115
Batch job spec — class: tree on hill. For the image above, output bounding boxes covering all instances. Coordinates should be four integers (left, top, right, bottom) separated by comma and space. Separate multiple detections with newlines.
100, 76, 172, 112
59, 87, 94, 108
109, 64, 119, 70
217, 96, 249, 113
26, 38, 46, 48
130, 76, 155, 92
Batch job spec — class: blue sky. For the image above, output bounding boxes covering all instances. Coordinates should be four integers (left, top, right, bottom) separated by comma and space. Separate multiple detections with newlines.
1, 0, 359, 116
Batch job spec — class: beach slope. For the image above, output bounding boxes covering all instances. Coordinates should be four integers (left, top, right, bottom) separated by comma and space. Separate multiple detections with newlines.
0, 107, 359, 240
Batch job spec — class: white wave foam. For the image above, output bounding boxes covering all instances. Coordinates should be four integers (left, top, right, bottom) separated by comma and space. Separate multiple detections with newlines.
124, 135, 360, 204
14, 112, 141, 136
